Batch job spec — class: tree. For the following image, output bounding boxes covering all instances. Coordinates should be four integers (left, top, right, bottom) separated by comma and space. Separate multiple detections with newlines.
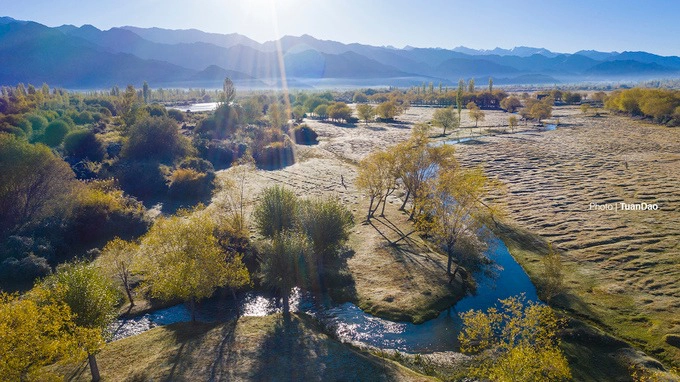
375, 100, 400, 120
467, 102, 485, 128
0, 291, 83, 381
580, 103, 591, 116
297, 197, 354, 285
313, 104, 328, 120
222, 77, 235, 104
356, 104, 375, 125
530, 99, 553, 123
142, 81, 150, 104
356, 150, 399, 220
417, 167, 499, 282
139, 210, 250, 322
253, 185, 299, 238
432, 106, 459, 136
122, 116, 191, 163
99, 237, 139, 307
63, 130, 105, 162
457, 79, 465, 121
327, 102, 352, 123
500, 96, 522, 113
0, 134, 75, 235
459, 295, 571, 382
42, 119, 70, 147
468, 78, 475, 93
488, 77, 493, 92
261, 232, 311, 322
267, 103, 288, 128
508, 115, 518, 132
394, 124, 457, 219
43, 261, 120, 382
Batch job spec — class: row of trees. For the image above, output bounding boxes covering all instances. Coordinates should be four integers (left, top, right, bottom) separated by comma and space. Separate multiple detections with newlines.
605, 88, 680, 125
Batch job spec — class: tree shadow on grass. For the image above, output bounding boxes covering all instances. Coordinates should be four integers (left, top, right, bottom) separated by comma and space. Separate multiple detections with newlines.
251, 314, 401, 382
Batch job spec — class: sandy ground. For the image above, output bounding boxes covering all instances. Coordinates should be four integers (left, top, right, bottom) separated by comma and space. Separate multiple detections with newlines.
451, 106, 680, 367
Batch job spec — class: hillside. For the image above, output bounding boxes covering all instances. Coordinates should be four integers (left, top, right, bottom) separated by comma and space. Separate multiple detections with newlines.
2, 17, 680, 88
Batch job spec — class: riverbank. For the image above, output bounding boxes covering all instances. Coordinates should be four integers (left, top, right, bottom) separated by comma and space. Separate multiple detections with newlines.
53, 314, 435, 381
453, 106, 680, 369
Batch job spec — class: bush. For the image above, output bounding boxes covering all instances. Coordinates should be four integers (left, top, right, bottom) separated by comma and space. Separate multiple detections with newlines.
63, 130, 105, 162
64, 182, 150, 249
41, 120, 70, 146
197, 140, 235, 169
254, 141, 295, 169
253, 185, 299, 238
168, 168, 214, 201
115, 160, 169, 199
122, 116, 192, 163
179, 157, 215, 174
292, 124, 318, 145
146, 104, 168, 117
167, 108, 184, 122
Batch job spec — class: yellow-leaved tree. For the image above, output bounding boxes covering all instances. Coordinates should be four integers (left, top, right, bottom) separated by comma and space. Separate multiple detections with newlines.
139, 209, 251, 322
459, 294, 572, 382
0, 290, 83, 381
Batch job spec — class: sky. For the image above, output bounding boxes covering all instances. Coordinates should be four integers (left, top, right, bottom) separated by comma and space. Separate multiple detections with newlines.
2, 0, 680, 56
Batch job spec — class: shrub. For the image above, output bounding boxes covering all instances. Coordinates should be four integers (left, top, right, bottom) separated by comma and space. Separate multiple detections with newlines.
198, 140, 235, 169
168, 168, 214, 201
122, 116, 192, 163
115, 160, 169, 199
64, 182, 150, 249
254, 141, 295, 169
63, 130, 105, 162
292, 124, 318, 145
41, 120, 70, 147
146, 104, 168, 117
167, 108, 184, 122
253, 185, 299, 237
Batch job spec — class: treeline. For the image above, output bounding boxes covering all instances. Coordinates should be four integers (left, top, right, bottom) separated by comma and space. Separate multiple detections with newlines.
605, 88, 680, 126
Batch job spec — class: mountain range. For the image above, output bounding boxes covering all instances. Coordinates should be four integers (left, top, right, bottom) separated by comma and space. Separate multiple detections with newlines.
1, 16, 680, 89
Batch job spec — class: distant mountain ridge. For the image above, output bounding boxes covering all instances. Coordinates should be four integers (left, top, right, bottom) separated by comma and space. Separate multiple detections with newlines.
1, 17, 679, 89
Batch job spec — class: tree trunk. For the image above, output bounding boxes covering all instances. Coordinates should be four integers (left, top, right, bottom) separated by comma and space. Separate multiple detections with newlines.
400, 189, 410, 211
190, 296, 197, 323
88, 353, 100, 382
282, 291, 291, 324
380, 193, 389, 216
124, 282, 134, 307
367, 196, 374, 220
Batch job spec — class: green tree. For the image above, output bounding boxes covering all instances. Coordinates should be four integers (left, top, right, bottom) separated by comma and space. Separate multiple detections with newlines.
99, 238, 139, 307
142, 81, 150, 104
356, 103, 375, 125
468, 78, 475, 93
375, 100, 400, 120
63, 130, 105, 162
139, 211, 250, 322
43, 261, 120, 382
261, 232, 311, 321
432, 106, 459, 136
0, 134, 75, 235
313, 104, 328, 120
457, 79, 465, 121
580, 103, 591, 115
267, 103, 288, 128
253, 185, 299, 238
42, 119, 70, 147
459, 295, 571, 382
122, 116, 191, 163
488, 77, 493, 92
297, 197, 354, 283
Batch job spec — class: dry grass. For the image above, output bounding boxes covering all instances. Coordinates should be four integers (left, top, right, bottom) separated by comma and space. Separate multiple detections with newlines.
452, 106, 680, 368
54, 314, 435, 381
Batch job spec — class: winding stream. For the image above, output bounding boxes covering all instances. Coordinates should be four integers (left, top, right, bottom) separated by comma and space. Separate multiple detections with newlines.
109, 235, 538, 353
